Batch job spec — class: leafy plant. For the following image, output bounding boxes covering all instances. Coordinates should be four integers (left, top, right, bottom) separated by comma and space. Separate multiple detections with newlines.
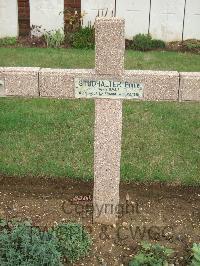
0, 218, 7, 228
0, 37, 17, 46
132, 34, 165, 51
54, 223, 92, 262
191, 243, 200, 266
151, 39, 166, 49
0, 221, 62, 266
184, 39, 200, 54
63, 8, 86, 33
44, 29, 65, 48
187, 42, 200, 50
132, 34, 152, 51
129, 242, 173, 266
72, 27, 95, 49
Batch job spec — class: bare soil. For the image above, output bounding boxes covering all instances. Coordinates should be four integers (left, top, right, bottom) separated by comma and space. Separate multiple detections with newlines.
0, 175, 199, 265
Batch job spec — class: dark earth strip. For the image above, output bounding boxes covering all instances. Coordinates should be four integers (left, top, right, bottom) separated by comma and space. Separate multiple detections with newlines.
0, 175, 199, 265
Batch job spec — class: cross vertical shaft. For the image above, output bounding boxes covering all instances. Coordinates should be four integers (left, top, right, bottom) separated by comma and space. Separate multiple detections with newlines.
93, 18, 125, 224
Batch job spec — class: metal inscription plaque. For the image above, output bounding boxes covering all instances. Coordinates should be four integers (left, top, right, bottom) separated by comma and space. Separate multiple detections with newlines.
0, 80, 5, 97
75, 78, 144, 99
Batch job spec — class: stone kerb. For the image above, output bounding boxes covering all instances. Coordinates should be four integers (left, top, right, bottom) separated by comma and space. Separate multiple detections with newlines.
39, 69, 179, 101
0, 67, 40, 97
0, 67, 5, 97
39, 69, 94, 98
180, 72, 200, 101
125, 70, 179, 101
0, 67, 183, 101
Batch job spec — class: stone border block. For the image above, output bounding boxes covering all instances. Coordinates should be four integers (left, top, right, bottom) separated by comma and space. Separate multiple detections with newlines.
95, 18, 125, 76
3, 67, 40, 97
125, 70, 179, 101
0, 68, 5, 97
39, 69, 74, 98
39, 68, 179, 101
1, 67, 200, 102
39, 69, 95, 98
0, 67, 4, 74
180, 72, 200, 101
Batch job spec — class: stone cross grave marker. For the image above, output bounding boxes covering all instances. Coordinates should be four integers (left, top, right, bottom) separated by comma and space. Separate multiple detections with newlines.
75, 18, 143, 224
3, 17, 199, 225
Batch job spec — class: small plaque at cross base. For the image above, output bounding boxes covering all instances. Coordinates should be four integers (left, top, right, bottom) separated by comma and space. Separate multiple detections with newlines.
75, 78, 144, 99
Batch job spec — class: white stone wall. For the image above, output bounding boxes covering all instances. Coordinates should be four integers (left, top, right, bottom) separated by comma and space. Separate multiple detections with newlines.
82, 0, 200, 41
183, 0, 200, 40
116, 0, 150, 39
82, 0, 115, 27
149, 0, 185, 42
0, 0, 18, 38
29, 0, 64, 35
0, 0, 200, 41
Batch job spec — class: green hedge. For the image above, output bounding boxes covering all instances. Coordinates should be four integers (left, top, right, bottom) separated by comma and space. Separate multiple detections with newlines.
132, 34, 165, 51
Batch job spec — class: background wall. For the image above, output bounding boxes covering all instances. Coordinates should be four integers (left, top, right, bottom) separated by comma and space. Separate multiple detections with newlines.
29, 0, 64, 35
116, 0, 150, 39
82, 0, 115, 27
183, 0, 200, 40
0, 0, 200, 41
0, 0, 18, 38
149, 0, 185, 41
82, 0, 200, 41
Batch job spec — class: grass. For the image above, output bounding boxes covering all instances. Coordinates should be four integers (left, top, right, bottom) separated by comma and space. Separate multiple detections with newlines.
122, 101, 200, 184
0, 47, 200, 71
0, 47, 199, 184
0, 99, 94, 180
0, 98, 199, 184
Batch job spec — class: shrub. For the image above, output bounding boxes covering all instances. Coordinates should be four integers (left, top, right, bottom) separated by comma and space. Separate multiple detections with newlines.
184, 39, 200, 53
191, 243, 200, 266
129, 242, 173, 266
0, 37, 17, 46
132, 34, 165, 51
0, 220, 62, 266
44, 29, 65, 48
132, 34, 152, 51
151, 39, 166, 49
72, 27, 95, 49
54, 223, 92, 262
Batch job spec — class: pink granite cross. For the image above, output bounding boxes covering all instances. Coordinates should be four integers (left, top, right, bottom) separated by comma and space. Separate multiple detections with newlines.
1, 18, 199, 225
92, 18, 125, 224
75, 18, 137, 224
